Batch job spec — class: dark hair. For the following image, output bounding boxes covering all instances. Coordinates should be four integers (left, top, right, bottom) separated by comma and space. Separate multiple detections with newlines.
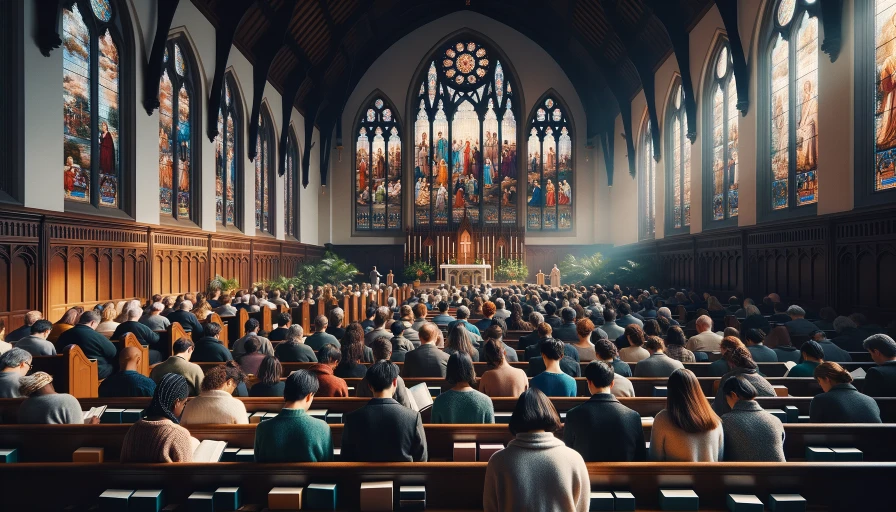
665, 369, 720, 433
245, 318, 260, 332
318, 344, 342, 364
722, 375, 757, 400
276, 313, 291, 326
446, 352, 476, 387
594, 338, 619, 360
624, 324, 645, 347
172, 337, 194, 355
438, 301, 449, 312
814, 361, 852, 384
603, 308, 617, 322
540, 338, 565, 360
544, 302, 557, 315
58, 307, 82, 325
371, 336, 393, 361
374, 307, 391, 327
743, 328, 766, 345
482, 338, 506, 365
390, 321, 406, 336
584, 360, 615, 389
31, 319, 53, 334
665, 326, 687, 347
366, 360, 400, 392
284, 369, 319, 402
656, 315, 671, 334
617, 302, 631, 316
144, 373, 189, 423
201, 361, 246, 392
79, 310, 100, 325
864, 334, 896, 358
508, 388, 562, 435
256, 356, 282, 386
204, 321, 222, 338
801, 340, 825, 360
340, 331, 365, 363
366, 305, 378, 318
244, 336, 261, 354
560, 307, 576, 323
643, 319, 660, 337
724, 345, 758, 370
484, 324, 504, 341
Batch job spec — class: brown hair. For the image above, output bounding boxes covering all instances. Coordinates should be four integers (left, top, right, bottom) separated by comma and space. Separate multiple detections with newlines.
644, 336, 665, 352
100, 302, 117, 323
666, 369, 720, 433
724, 345, 758, 370
814, 361, 853, 385
201, 361, 246, 392
575, 318, 594, 338
624, 324, 645, 347
537, 322, 553, 337
413, 303, 428, 319
58, 307, 82, 326
482, 338, 506, 365
482, 301, 497, 317
764, 326, 791, 349
720, 336, 744, 352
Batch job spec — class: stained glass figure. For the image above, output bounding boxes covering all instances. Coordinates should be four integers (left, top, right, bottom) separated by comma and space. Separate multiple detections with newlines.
527, 94, 574, 231
159, 37, 195, 220
875, 0, 896, 190
707, 42, 739, 222
215, 73, 240, 227
639, 119, 656, 240
667, 83, 690, 229
356, 94, 402, 231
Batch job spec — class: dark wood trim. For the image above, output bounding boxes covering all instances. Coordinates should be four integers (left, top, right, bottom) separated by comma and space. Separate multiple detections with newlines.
142, 0, 179, 115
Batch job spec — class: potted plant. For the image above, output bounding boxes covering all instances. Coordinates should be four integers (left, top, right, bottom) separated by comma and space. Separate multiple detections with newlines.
207, 275, 240, 296
494, 258, 528, 283
404, 261, 434, 288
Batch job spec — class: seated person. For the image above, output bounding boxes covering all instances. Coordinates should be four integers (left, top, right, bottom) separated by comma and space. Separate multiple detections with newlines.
325, 308, 347, 340
593, 338, 632, 378
743, 328, 778, 362
57, 311, 117, 379
786, 339, 825, 377
17, 371, 98, 424
249, 356, 285, 397
112, 307, 162, 364
341, 360, 428, 462
5, 310, 42, 343
530, 338, 578, 397
809, 362, 882, 423
663, 326, 696, 363
483, 324, 518, 362
150, 337, 204, 396
564, 361, 645, 462
619, 325, 650, 362
649, 369, 723, 462
863, 334, 896, 397
191, 322, 232, 362
812, 329, 853, 363
569, 318, 597, 362
213, 295, 237, 317
120, 374, 196, 462
232, 319, 274, 358
475, 301, 498, 333
431, 301, 455, 327
237, 337, 266, 375
552, 307, 582, 342
769, 302, 792, 324
13, 320, 56, 356
99, 347, 156, 397
356, 337, 413, 408
403, 323, 450, 378
307, 344, 349, 397
720, 376, 785, 462
254, 370, 333, 462
305, 316, 340, 351
632, 337, 685, 377
445, 324, 480, 362
166, 300, 204, 334
479, 338, 529, 398
268, 313, 292, 342
180, 361, 249, 424
0, 348, 32, 397
273, 326, 318, 362
431, 353, 495, 424
685, 315, 722, 353
335, 331, 369, 379
785, 305, 819, 337
142, 302, 171, 331
388, 321, 414, 361
712, 341, 777, 415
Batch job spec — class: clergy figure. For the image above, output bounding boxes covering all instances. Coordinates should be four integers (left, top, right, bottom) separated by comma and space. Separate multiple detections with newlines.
370, 266, 383, 286
550, 264, 561, 288
99, 121, 115, 175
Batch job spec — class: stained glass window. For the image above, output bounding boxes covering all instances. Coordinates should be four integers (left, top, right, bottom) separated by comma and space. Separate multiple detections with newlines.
255, 110, 274, 233
667, 83, 690, 230
874, 0, 896, 191
639, 117, 656, 240
285, 129, 299, 239
159, 38, 196, 221
766, 0, 819, 212
526, 95, 573, 231
414, 39, 519, 229
62, 0, 125, 210
355, 95, 402, 231
215, 74, 241, 227
706, 42, 739, 222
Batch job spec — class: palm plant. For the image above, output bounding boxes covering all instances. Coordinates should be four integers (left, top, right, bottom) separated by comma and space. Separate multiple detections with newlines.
207, 275, 240, 294
559, 253, 642, 287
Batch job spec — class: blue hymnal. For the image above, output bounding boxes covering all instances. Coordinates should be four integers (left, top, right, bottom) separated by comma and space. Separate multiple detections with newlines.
101, 408, 124, 424
306, 483, 337, 510
213, 487, 241, 511
99, 489, 133, 512
130, 490, 165, 512
0, 449, 17, 463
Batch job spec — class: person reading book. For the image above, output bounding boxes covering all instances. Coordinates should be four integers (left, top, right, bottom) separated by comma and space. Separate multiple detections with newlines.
253, 370, 333, 462
120, 374, 196, 462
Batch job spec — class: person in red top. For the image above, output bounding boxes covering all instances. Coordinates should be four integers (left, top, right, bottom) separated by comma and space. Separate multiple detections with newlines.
307, 344, 349, 397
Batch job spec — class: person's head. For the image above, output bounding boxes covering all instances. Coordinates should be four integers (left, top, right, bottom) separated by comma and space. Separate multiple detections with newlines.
594, 338, 620, 362
366, 306, 378, 320
814, 361, 853, 392
203, 321, 222, 339
277, 313, 292, 329
23, 311, 42, 327
508, 388, 562, 436
371, 336, 393, 362
849, 313, 869, 327
484, 324, 504, 343
313, 315, 328, 333
456, 305, 470, 320
624, 324, 645, 347
695, 315, 712, 333
544, 302, 557, 316
390, 320, 406, 337
744, 305, 761, 317
787, 305, 806, 320
419, 323, 440, 345
495, 298, 506, 311
100, 303, 117, 323
724, 344, 757, 370
180, 300, 193, 311
722, 375, 758, 409
243, 336, 261, 355
800, 340, 825, 362
201, 361, 245, 394
657, 307, 671, 321
481, 301, 497, 318
328, 307, 344, 328
482, 338, 506, 367
172, 338, 194, 359
643, 319, 660, 337
665, 326, 687, 347
644, 336, 665, 354
366, 360, 400, 395
145, 373, 190, 422
18, 371, 54, 396
575, 318, 594, 341
283, 369, 319, 406
374, 307, 391, 328
318, 344, 342, 367
446, 324, 476, 357
437, 301, 449, 313
584, 360, 615, 394
118, 346, 142, 371
540, 338, 565, 362
245, 318, 260, 334
864, 334, 896, 364
340, 331, 365, 365
529, 311, 544, 327
256, 356, 283, 387
413, 303, 427, 320
0, 348, 32, 376
833, 316, 857, 334
446, 352, 476, 388
773, 302, 788, 314
743, 328, 766, 346
666, 369, 720, 433
558, 306, 575, 324
30, 319, 53, 339
219, 294, 232, 306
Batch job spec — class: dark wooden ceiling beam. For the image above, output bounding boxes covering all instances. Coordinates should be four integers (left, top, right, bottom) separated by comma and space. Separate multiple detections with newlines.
205, 0, 255, 141
142, 0, 180, 115
277, 68, 306, 178
819, 0, 844, 62
713, 0, 750, 114
648, 0, 698, 140
35, 0, 61, 56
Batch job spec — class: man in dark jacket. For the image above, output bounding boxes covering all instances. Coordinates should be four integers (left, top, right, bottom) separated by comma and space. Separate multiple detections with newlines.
190, 322, 232, 362
402, 324, 449, 378
341, 360, 427, 462
98, 347, 156, 397
57, 311, 117, 379
5, 310, 42, 342
564, 361, 646, 462
785, 306, 819, 337
268, 313, 292, 342
863, 334, 896, 397
831, 316, 867, 352
543, 302, 562, 330
166, 300, 204, 334
111, 307, 162, 363
552, 307, 580, 342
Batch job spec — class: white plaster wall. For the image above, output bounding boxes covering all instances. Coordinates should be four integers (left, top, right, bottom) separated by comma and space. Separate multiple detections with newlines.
331, 11, 595, 246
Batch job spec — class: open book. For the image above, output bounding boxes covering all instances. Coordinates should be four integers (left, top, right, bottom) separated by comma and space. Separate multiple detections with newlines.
850, 367, 867, 379
406, 383, 433, 413
82, 405, 107, 422
782, 360, 797, 376
192, 440, 228, 462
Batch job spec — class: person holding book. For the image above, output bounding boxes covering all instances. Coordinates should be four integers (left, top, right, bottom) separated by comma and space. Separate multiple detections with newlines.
17, 371, 98, 424
254, 370, 333, 462
120, 374, 196, 463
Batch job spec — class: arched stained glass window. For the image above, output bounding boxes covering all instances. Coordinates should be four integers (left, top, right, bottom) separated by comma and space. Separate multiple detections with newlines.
872, 1, 896, 192
285, 129, 300, 239
255, 109, 274, 234
159, 37, 198, 221
355, 94, 402, 231
763, 0, 819, 215
62, 0, 127, 209
639, 116, 656, 240
526, 94, 574, 231
705, 41, 739, 224
413, 39, 519, 228
666, 82, 691, 232
215, 73, 241, 228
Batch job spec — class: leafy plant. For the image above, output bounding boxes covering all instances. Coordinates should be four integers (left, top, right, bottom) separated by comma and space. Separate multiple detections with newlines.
208, 275, 240, 294
558, 252, 643, 287
255, 251, 360, 291
404, 260, 434, 282
495, 258, 528, 282
254, 275, 294, 292
318, 251, 360, 285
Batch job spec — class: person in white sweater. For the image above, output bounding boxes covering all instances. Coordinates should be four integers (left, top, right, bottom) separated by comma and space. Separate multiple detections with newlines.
619, 324, 650, 362
484, 388, 590, 512
180, 361, 249, 425
649, 368, 724, 462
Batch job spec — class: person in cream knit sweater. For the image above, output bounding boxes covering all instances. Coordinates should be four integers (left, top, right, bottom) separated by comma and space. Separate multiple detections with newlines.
120, 374, 198, 462
649, 369, 724, 462
180, 361, 249, 425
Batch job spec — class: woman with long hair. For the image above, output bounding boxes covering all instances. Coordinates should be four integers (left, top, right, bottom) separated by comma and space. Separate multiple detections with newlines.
120, 374, 195, 462
445, 323, 480, 362
712, 339, 776, 415
48, 307, 82, 342
664, 326, 695, 362
335, 325, 369, 378
479, 338, 529, 398
505, 303, 533, 331
341, 322, 374, 363
249, 356, 285, 397
192, 297, 214, 320
649, 369, 724, 462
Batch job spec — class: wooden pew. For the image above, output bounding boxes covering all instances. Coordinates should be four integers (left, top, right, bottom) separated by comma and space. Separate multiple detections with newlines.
165, 322, 188, 359
198, 313, 228, 348
1, 461, 893, 510
29, 345, 98, 399
247, 306, 273, 333
119, 333, 149, 377
289, 302, 311, 333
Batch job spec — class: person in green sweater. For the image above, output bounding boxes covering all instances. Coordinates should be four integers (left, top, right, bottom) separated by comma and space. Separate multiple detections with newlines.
253, 369, 333, 462
787, 339, 824, 377
431, 353, 495, 424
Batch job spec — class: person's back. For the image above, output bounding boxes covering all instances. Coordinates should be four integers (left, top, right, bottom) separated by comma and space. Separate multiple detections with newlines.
479, 363, 528, 398
19, 392, 83, 424
14, 331, 57, 357
817, 339, 852, 362
99, 370, 156, 397
633, 352, 684, 377
809, 382, 882, 423
180, 363, 249, 425
58, 313, 117, 379
150, 339, 204, 396
254, 370, 333, 462
530, 370, 577, 397
722, 402, 785, 461
649, 408, 723, 462
274, 339, 317, 362
747, 344, 778, 362
431, 388, 494, 423
403, 325, 450, 378
191, 330, 232, 363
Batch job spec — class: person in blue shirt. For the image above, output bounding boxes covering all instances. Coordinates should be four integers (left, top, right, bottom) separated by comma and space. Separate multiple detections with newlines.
530, 338, 578, 397
447, 306, 481, 337
98, 347, 156, 397
431, 301, 455, 327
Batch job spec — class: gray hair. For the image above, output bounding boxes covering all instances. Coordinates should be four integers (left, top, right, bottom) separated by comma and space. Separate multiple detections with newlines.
151, 302, 164, 312
695, 315, 713, 330
657, 307, 671, 319
180, 300, 193, 310
495, 298, 505, 309
0, 348, 32, 370
529, 311, 544, 325
330, 307, 344, 322
287, 324, 304, 339
833, 315, 857, 333
127, 307, 141, 320
387, 297, 396, 307
456, 306, 470, 319
745, 305, 761, 317
787, 305, 805, 317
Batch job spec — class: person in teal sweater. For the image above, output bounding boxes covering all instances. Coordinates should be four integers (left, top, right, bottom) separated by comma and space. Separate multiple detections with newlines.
530, 339, 578, 397
431, 353, 495, 424
253, 370, 332, 462
787, 340, 824, 377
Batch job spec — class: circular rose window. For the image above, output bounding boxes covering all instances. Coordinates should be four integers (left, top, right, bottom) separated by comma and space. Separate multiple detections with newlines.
441, 40, 490, 88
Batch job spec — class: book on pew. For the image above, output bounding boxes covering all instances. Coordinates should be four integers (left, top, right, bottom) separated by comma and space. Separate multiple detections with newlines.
726, 494, 764, 512
406, 383, 434, 412
614, 491, 636, 511
589, 492, 614, 511
82, 405, 107, 422
782, 361, 797, 376
0, 449, 17, 463
192, 440, 228, 462
659, 489, 699, 511
769, 494, 806, 512
130, 490, 165, 512
268, 487, 303, 510
360, 481, 393, 512
99, 489, 134, 512
850, 367, 866, 379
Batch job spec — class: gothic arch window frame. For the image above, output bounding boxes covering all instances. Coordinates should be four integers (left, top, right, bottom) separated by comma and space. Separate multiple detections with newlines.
664, 77, 691, 236
855, 0, 896, 207
353, 90, 403, 234
215, 70, 244, 230
638, 109, 656, 241
525, 90, 576, 233
284, 125, 301, 240
701, 36, 739, 229
406, 30, 524, 231
158, 34, 201, 224
254, 102, 276, 235
757, 0, 821, 223
62, 0, 136, 217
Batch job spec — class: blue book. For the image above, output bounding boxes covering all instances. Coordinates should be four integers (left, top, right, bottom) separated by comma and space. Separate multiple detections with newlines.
0, 449, 17, 463
130, 490, 165, 512
213, 487, 241, 511
99, 489, 133, 512
306, 483, 337, 510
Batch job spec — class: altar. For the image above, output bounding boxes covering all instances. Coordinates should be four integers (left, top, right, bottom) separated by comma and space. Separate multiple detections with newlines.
441, 264, 491, 287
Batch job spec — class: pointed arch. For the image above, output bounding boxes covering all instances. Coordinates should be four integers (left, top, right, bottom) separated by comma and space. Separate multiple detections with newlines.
664, 76, 691, 234
638, 107, 656, 241
702, 33, 739, 228
284, 123, 301, 239
525, 89, 575, 232
353, 89, 403, 233
255, 100, 276, 234
214, 69, 244, 229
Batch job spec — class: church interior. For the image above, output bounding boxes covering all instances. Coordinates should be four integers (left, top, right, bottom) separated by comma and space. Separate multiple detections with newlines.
1, 0, 896, 510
